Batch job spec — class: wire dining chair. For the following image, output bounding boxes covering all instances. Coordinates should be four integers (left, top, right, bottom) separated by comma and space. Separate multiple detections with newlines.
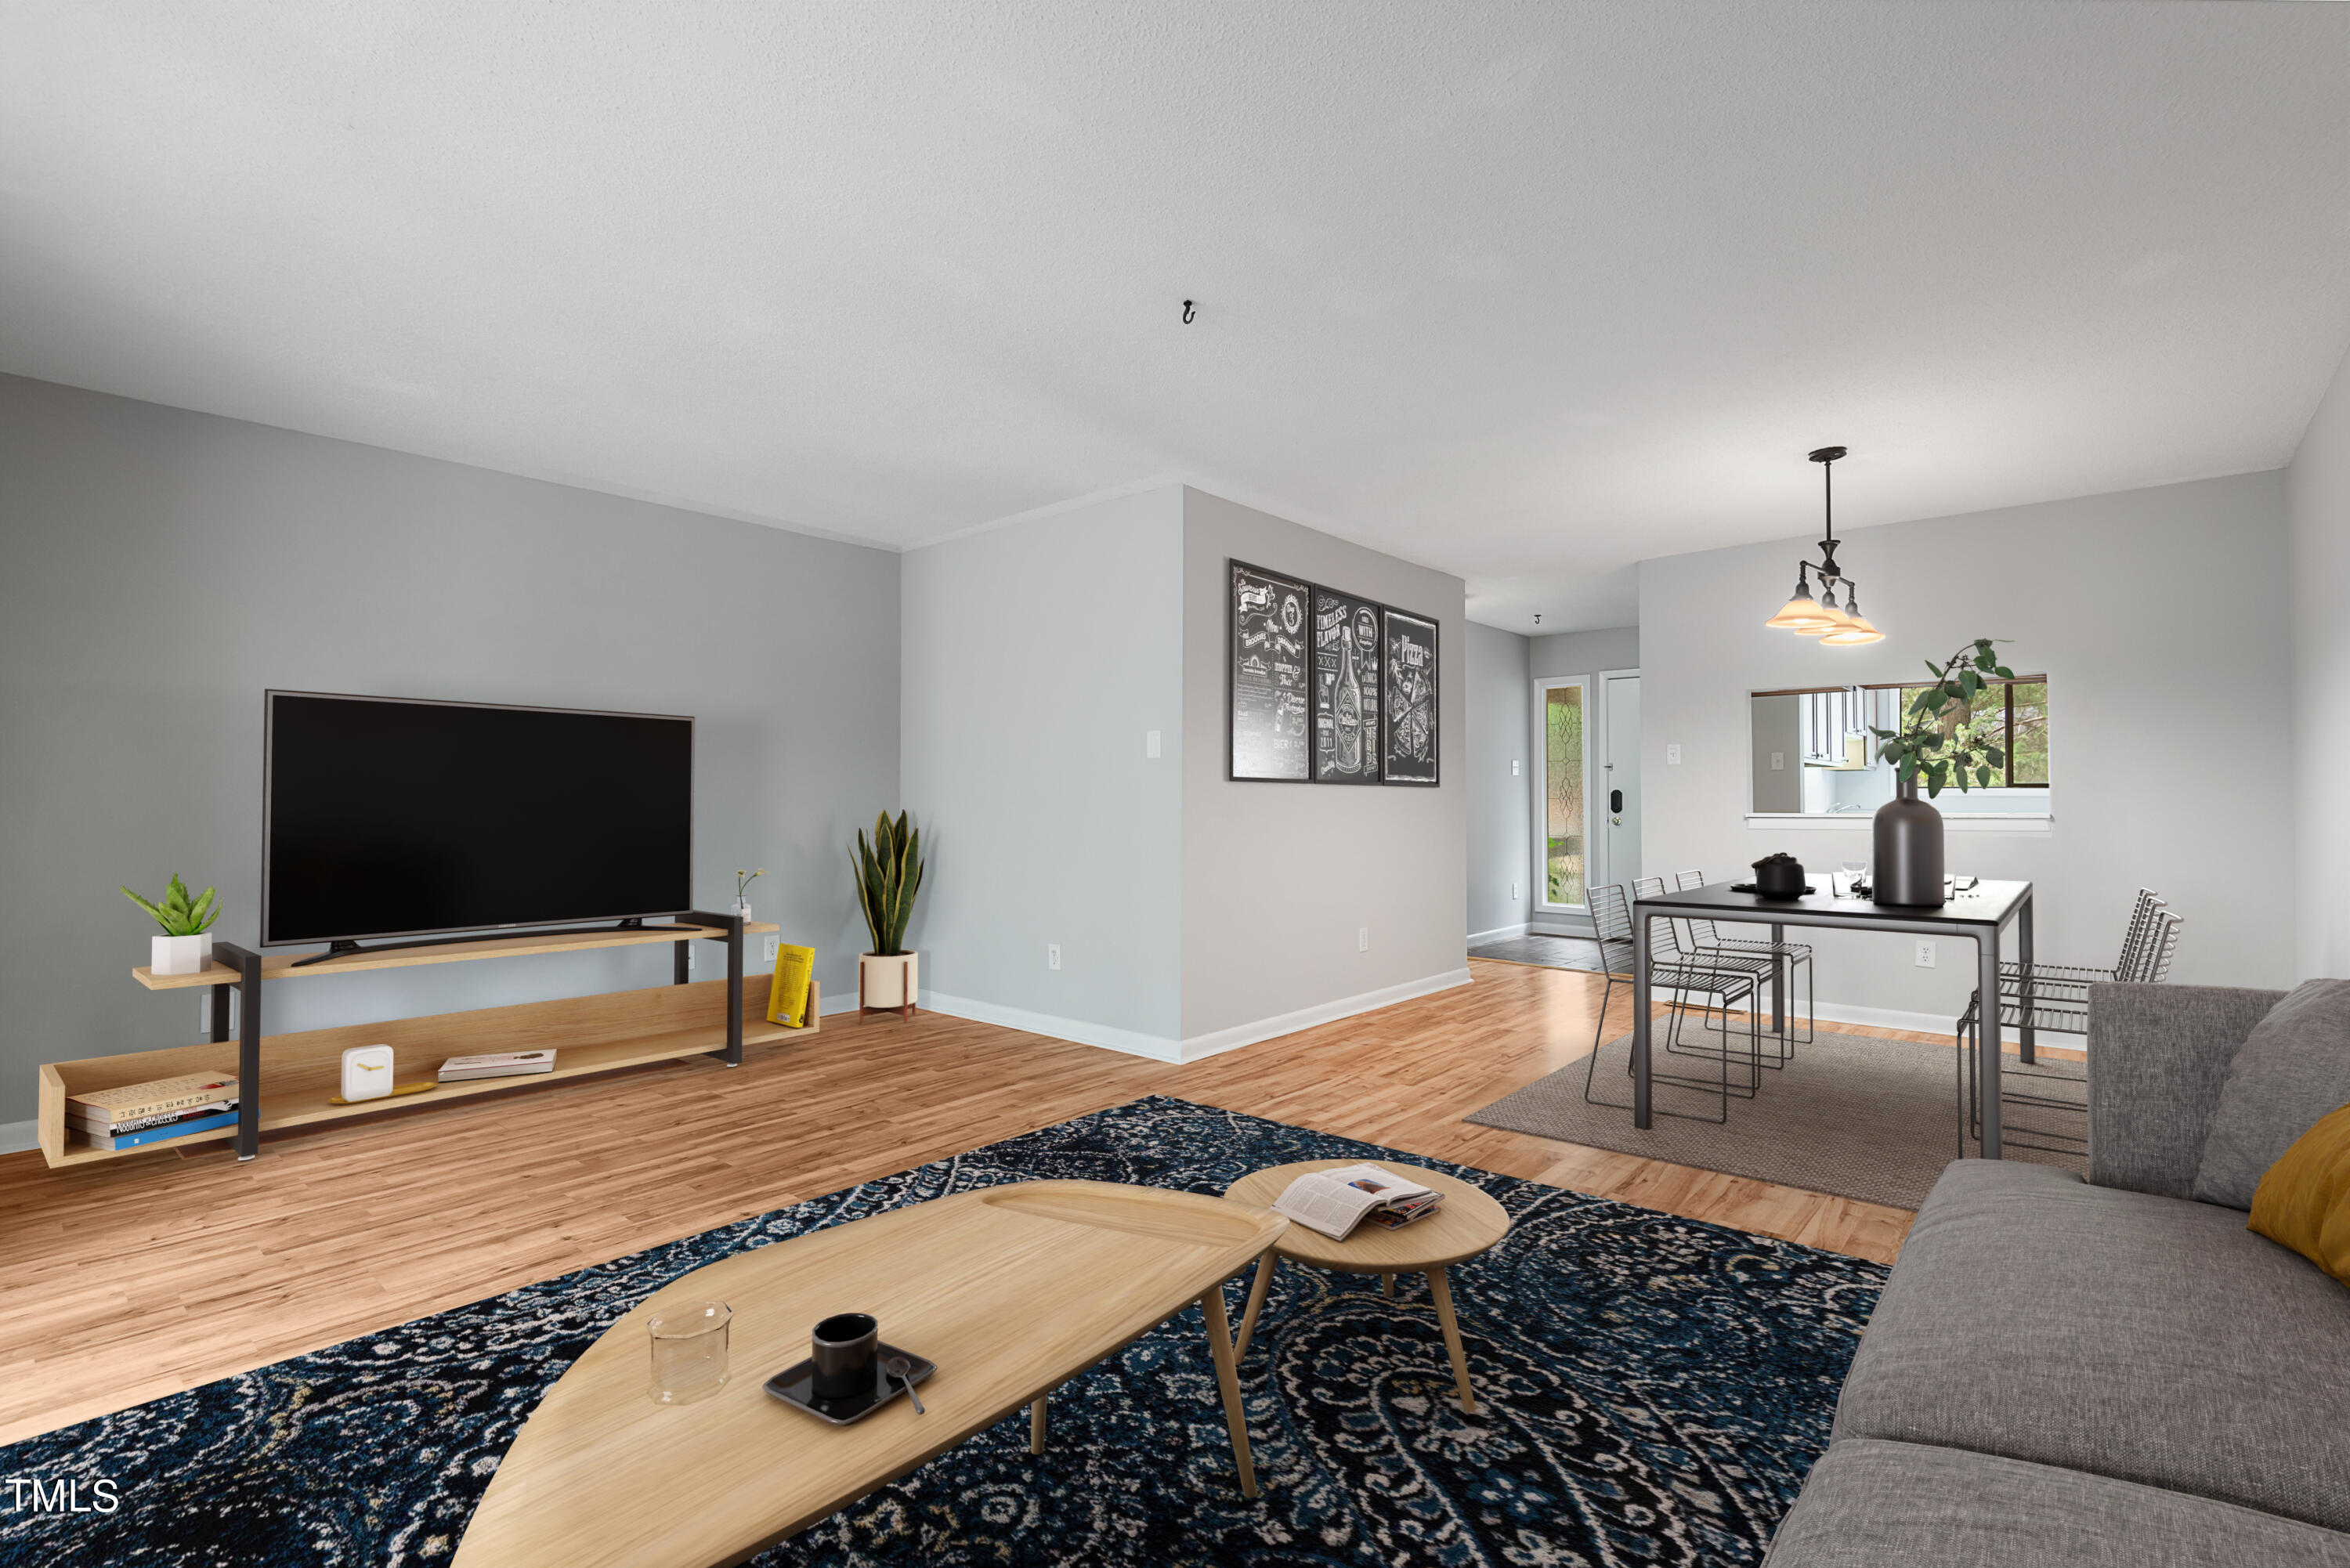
1582, 882, 1767, 1123
1674, 867, 1815, 1056
1633, 876, 1785, 1071
1957, 901, 2183, 1158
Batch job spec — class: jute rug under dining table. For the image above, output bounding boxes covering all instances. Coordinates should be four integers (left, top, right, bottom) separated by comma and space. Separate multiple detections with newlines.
1466, 1025, 2086, 1211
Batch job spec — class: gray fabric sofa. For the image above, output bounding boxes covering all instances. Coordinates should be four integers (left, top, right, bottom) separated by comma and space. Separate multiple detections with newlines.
1764, 984, 2350, 1568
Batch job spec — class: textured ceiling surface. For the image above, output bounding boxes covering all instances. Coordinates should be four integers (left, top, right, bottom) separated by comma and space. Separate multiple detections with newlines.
5, 2, 2348, 628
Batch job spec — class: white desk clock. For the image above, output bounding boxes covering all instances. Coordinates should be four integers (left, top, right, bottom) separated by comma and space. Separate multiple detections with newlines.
339, 1044, 396, 1102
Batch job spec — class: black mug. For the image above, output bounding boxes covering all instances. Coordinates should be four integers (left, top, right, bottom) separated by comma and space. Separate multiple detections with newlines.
811, 1312, 879, 1401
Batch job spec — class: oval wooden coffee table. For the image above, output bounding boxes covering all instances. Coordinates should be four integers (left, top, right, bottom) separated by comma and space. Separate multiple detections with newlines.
1224, 1160, 1509, 1414
453, 1181, 1284, 1567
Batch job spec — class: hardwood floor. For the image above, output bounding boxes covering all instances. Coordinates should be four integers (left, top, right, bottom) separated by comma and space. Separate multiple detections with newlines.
0, 956, 1957, 1446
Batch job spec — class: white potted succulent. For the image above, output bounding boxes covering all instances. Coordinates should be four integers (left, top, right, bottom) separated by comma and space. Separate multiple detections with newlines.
851, 811, 924, 1018
121, 873, 222, 975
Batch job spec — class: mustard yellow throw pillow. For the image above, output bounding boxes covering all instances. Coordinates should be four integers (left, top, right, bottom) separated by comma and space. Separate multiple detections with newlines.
2249, 1100, 2350, 1287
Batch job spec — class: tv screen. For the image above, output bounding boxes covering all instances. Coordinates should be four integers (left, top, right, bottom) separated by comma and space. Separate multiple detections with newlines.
263, 692, 694, 946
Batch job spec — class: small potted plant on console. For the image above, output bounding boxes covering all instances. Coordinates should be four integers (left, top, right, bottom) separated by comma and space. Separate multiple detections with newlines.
121, 873, 222, 975
852, 811, 924, 1021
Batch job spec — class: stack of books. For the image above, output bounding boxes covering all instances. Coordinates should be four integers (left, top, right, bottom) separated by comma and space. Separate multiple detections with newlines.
437, 1050, 557, 1082
68, 1073, 241, 1152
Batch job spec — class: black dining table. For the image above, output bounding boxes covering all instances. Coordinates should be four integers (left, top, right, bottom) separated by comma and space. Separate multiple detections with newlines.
1629, 880, 2036, 1158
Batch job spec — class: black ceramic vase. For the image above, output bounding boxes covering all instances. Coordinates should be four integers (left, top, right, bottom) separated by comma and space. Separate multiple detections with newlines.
1872, 776, 1945, 906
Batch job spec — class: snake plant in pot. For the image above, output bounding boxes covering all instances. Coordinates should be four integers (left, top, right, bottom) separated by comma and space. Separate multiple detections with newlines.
1865, 638, 2019, 907
851, 811, 925, 1017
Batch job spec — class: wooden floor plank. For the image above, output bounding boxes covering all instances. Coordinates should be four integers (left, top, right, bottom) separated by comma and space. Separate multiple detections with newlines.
0, 958, 1947, 1444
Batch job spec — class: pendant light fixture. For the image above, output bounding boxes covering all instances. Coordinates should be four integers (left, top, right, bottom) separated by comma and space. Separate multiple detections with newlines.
1767, 446, 1884, 645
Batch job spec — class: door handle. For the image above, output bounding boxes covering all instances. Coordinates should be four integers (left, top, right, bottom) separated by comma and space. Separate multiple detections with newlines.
1610, 789, 1624, 813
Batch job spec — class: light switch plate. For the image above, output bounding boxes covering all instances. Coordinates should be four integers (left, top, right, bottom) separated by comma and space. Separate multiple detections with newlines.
1665, 744, 1683, 765
1512, 760, 1520, 776
341, 1044, 395, 1101
1770, 751, 1785, 771
1048, 943, 1061, 970
1358, 927, 1370, 952
1145, 729, 1162, 759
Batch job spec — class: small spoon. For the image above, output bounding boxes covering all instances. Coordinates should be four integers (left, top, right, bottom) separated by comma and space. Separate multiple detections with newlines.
885, 1355, 925, 1414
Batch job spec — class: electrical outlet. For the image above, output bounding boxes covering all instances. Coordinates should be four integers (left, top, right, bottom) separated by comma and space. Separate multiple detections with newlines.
1047, 943, 1061, 970
1665, 743, 1683, 765
197, 993, 236, 1035
1512, 759, 1520, 776
1770, 750, 1785, 771
761, 934, 779, 965
1145, 729, 1162, 758
1510, 881, 1519, 901
1358, 927, 1371, 952
687, 944, 697, 970
1914, 940, 1936, 969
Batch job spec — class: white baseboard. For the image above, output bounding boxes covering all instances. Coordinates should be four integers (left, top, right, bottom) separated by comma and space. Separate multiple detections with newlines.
1177, 968, 1473, 1063
1528, 917, 1594, 938
0, 1119, 37, 1156
1808, 999, 2084, 1041
920, 991, 1183, 1062
1469, 920, 1596, 945
924, 967, 1477, 1067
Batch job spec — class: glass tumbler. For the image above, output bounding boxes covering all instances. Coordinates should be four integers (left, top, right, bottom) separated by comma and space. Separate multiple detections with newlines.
648, 1299, 732, 1404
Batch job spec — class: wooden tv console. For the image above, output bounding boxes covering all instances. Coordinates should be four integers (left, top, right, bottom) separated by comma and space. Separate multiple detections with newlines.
38, 913, 812, 1168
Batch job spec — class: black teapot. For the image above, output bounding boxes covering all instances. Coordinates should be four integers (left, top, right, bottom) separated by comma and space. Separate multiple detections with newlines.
1751, 852, 1807, 899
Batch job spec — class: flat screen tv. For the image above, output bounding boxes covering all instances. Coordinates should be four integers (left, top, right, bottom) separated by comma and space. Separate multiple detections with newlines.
263, 691, 694, 950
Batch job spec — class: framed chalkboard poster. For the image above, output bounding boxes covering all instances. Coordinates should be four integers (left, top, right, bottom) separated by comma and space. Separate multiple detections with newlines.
1311, 586, 1383, 784
1380, 606, 1439, 785
1228, 560, 1312, 781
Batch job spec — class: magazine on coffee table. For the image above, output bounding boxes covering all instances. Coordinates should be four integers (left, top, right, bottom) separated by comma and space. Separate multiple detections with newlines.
1270, 1163, 1446, 1241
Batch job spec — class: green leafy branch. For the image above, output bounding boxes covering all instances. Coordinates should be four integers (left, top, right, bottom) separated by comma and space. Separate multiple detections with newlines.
1867, 638, 2015, 798
120, 873, 221, 937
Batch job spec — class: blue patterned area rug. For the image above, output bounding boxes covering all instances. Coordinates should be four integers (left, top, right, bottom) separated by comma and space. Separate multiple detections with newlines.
0, 1096, 1885, 1567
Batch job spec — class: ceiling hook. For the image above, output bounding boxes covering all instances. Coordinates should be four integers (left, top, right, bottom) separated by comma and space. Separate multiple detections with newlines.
1180, 299, 1196, 324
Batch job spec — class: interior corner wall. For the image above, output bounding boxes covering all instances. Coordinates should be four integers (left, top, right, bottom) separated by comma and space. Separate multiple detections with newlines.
1466, 623, 1531, 939
2291, 340, 2350, 982
0, 374, 900, 1136
898, 488, 1185, 1053
1639, 470, 2294, 1028
1529, 626, 1640, 680
1179, 488, 1468, 1051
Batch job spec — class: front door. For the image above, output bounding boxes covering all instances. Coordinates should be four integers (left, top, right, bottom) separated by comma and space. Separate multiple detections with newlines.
1602, 673, 1640, 892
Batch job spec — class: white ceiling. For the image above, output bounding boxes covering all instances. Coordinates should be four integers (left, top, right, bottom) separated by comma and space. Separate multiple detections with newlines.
5, 3, 2348, 630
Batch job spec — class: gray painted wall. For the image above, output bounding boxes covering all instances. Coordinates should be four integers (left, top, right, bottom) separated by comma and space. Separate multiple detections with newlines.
2291, 341, 2350, 981
0, 374, 900, 1132
1180, 488, 1468, 1042
898, 489, 1185, 1048
1750, 694, 1802, 814
1465, 622, 1531, 938
1640, 470, 2294, 1025
1530, 626, 1640, 680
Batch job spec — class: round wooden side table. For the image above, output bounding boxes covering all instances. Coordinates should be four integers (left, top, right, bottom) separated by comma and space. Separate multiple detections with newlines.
1224, 1160, 1510, 1414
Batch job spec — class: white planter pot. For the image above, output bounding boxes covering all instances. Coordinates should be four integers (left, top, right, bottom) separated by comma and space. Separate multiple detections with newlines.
198, 930, 215, 965
859, 952, 918, 1013
152, 934, 204, 976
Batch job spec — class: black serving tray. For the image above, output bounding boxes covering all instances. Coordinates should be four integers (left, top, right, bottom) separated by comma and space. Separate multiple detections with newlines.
1728, 882, 1816, 898
764, 1342, 935, 1425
